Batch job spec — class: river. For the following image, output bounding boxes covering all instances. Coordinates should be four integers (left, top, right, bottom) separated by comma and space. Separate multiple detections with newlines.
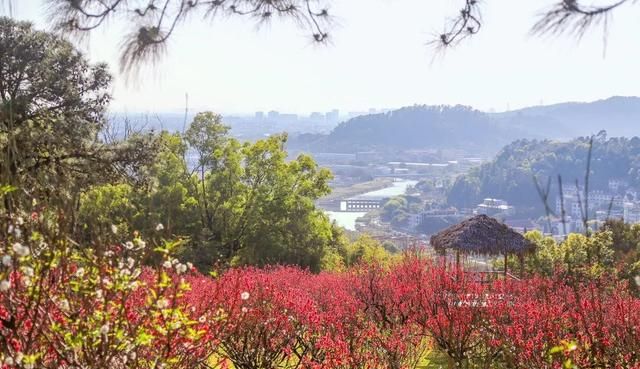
325, 179, 418, 231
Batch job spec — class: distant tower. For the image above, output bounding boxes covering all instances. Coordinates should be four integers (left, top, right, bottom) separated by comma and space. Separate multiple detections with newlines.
326, 109, 339, 123
267, 111, 280, 121
309, 112, 324, 121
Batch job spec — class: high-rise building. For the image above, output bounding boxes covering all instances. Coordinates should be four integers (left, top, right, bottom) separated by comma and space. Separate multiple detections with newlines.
325, 109, 339, 123
267, 110, 280, 121
279, 113, 298, 123
309, 112, 324, 121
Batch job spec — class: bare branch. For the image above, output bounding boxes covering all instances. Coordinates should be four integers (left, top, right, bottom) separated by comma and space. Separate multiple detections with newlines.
37, 0, 640, 71
558, 175, 567, 237
584, 136, 594, 235
534, 175, 554, 234
430, 0, 482, 50
531, 0, 630, 39
46, 0, 332, 74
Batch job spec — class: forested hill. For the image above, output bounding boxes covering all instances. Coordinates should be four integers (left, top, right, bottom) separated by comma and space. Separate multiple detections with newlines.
447, 135, 640, 213
288, 97, 640, 154
494, 96, 640, 139
315, 105, 527, 154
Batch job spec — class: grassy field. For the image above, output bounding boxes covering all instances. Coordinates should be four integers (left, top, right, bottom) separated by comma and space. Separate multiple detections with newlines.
418, 349, 451, 368
208, 346, 453, 369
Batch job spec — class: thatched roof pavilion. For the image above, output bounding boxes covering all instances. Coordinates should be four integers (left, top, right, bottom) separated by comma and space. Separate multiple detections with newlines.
430, 215, 535, 276
431, 215, 534, 255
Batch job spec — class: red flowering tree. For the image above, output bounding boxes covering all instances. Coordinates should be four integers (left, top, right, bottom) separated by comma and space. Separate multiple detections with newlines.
349, 260, 427, 369
492, 273, 640, 368
204, 267, 303, 369
292, 272, 379, 369
412, 261, 502, 369
4, 212, 640, 369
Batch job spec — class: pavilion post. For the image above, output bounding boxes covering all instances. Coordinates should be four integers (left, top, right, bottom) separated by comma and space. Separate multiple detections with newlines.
503, 252, 508, 277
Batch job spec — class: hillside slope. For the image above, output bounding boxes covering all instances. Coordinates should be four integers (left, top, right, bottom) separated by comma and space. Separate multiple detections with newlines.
289, 97, 640, 155
312, 105, 527, 154
447, 135, 640, 214
494, 96, 640, 139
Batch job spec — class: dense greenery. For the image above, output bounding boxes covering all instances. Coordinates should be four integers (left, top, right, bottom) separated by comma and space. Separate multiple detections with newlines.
380, 195, 423, 228
0, 17, 366, 273
447, 134, 640, 212
78, 113, 350, 272
601, 219, 640, 293
0, 17, 157, 218
311, 105, 522, 154
290, 97, 640, 156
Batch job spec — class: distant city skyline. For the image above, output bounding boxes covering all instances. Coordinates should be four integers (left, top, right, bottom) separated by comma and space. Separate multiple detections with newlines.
109, 96, 635, 119
7, 1, 640, 114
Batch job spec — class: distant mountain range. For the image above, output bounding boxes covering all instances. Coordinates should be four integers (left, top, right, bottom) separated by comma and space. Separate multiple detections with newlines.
494, 96, 640, 139
289, 96, 640, 154
109, 96, 640, 155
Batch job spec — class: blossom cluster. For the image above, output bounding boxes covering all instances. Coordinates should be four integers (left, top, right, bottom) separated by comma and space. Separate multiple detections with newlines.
0, 216, 212, 369
1, 214, 639, 369
184, 257, 640, 369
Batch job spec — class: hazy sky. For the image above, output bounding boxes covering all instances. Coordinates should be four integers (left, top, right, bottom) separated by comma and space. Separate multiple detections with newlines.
7, 0, 640, 114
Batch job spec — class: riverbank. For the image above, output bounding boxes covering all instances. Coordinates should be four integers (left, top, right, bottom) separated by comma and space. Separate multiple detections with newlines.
320, 178, 394, 202
324, 179, 418, 231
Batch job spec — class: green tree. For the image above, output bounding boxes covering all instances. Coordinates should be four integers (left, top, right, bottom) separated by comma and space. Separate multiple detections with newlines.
0, 17, 157, 219
447, 136, 640, 214
184, 112, 230, 234
522, 230, 564, 276
601, 219, 640, 254
78, 183, 136, 241
517, 230, 615, 279
203, 133, 336, 271
381, 197, 407, 222
381, 195, 422, 228
80, 114, 343, 272
344, 234, 396, 267
78, 132, 199, 245
600, 219, 640, 293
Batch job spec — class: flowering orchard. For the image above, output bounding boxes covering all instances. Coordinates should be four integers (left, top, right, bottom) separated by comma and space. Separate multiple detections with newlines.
0, 211, 219, 369
2, 216, 640, 369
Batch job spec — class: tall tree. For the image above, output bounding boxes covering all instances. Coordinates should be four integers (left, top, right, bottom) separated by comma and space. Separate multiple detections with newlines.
185, 112, 230, 231
78, 132, 199, 243
79, 114, 344, 272
188, 128, 338, 271
0, 17, 156, 221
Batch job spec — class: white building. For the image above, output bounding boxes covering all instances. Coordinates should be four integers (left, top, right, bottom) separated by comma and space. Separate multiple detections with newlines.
609, 179, 629, 192
475, 198, 515, 217
624, 202, 640, 224
556, 189, 623, 219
